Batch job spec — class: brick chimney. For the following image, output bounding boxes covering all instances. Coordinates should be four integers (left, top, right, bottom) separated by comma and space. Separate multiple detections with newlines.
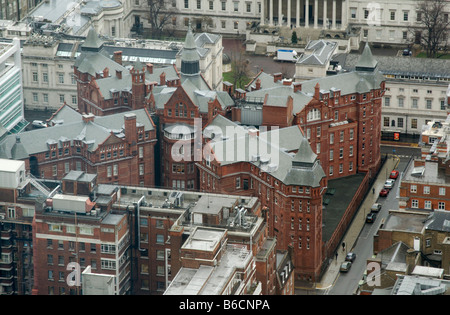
113, 51, 122, 65
146, 63, 153, 74
314, 82, 320, 99
160, 72, 166, 86
82, 113, 95, 123
282, 79, 292, 86
131, 68, 145, 109
273, 72, 282, 82
124, 113, 137, 145
116, 69, 122, 79
103, 67, 109, 78
223, 82, 234, 96
255, 78, 261, 90
293, 82, 302, 93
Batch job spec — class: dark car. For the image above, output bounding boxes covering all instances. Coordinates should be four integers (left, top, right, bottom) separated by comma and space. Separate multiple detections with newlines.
345, 252, 356, 262
366, 212, 377, 223
379, 188, 389, 197
340, 261, 352, 272
390, 170, 399, 179
403, 49, 411, 56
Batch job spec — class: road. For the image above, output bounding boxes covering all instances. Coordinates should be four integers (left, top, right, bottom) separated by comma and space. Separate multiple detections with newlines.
326, 153, 414, 295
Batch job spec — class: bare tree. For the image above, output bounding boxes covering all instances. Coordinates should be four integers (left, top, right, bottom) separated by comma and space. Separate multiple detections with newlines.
229, 45, 251, 90
147, 0, 178, 39
412, 0, 450, 58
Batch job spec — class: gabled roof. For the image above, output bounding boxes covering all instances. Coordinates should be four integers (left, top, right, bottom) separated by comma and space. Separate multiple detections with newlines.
0, 109, 155, 159
204, 116, 325, 187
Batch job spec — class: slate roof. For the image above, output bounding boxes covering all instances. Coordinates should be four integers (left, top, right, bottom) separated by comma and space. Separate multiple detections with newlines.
244, 45, 384, 114
336, 52, 450, 79
297, 40, 337, 66
0, 106, 154, 159
151, 76, 233, 113
81, 27, 104, 51
355, 42, 378, 70
425, 210, 450, 232
205, 116, 325, 187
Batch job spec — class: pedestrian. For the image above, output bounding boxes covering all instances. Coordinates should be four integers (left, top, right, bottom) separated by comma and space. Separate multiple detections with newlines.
335, 252, 338, 260
372, 187, 375, 194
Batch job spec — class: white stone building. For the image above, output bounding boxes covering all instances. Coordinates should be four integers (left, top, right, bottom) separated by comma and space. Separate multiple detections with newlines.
348, 0, 449, 47
336, 53, 450, 139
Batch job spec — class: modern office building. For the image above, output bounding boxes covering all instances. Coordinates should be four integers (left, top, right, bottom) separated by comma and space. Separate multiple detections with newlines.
0, 37, 27, 137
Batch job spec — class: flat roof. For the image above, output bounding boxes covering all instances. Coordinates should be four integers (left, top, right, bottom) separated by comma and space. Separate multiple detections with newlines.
322, 173, 366, 243
101, 212, 125, 226
402, 161, 447, 185
0, 159, 24, 172
191, 195, 237, 215
383, 211, 427, 233
182, 227, 226, 252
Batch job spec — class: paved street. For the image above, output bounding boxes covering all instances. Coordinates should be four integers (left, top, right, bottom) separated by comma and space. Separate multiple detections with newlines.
295, 150, 416, 295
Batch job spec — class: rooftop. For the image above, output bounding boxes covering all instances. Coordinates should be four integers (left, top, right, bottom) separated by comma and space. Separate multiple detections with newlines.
382, 211, 428, 233
165, 243, 252, 295
402, 161, 447, 185
181, 227, 226, 252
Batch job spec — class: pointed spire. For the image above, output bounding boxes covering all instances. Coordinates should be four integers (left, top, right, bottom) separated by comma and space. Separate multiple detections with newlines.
180, 21, 200, 76
292, 137, 317, 167
355, 42, 378, 72
81, 27, 104, 52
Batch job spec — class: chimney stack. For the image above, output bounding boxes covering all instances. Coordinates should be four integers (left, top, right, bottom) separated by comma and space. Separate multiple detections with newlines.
146, 63, 154, 74
113, 51, 123, 65
314, 82, 320, 99
82, 113, 95, 123
116, 69, 122, 79
255, 78, 261, 90
273, 72, 282, 82
124, 113, 137, 145
103, 67, 109, 78
293, 82, 302, 93
160, 72, 166, 86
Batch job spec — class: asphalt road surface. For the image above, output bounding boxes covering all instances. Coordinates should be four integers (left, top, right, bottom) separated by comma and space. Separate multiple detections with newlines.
326, 155, 412, 295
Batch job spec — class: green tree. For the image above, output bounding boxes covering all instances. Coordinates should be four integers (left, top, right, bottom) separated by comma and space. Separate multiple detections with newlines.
291, 31, 298, 44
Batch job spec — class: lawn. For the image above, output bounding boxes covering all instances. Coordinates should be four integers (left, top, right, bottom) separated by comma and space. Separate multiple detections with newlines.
415, 51, 450, 59
222, 71, 251, 90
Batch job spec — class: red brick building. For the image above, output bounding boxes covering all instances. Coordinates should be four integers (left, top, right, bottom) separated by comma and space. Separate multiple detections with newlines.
0, 105, 157, 187
73, 27, 234, 189
31, 171, 130, 295
399, 116, 450, 212
197, 44, 385, 282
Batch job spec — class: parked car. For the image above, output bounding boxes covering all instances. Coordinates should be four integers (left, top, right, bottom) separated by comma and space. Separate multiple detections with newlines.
390, 170, 399, 179
32, 120, 47, 128
379, 189, 389, 197
370, 203, 382, 213
345, 252, 356, 262
402, 49, 412, 56
366, 212, 377, 223
340, 261, 352, 272
384, 179, 395, 189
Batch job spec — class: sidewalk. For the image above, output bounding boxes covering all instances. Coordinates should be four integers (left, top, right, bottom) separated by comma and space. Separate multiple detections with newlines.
315, 156, 399, 291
